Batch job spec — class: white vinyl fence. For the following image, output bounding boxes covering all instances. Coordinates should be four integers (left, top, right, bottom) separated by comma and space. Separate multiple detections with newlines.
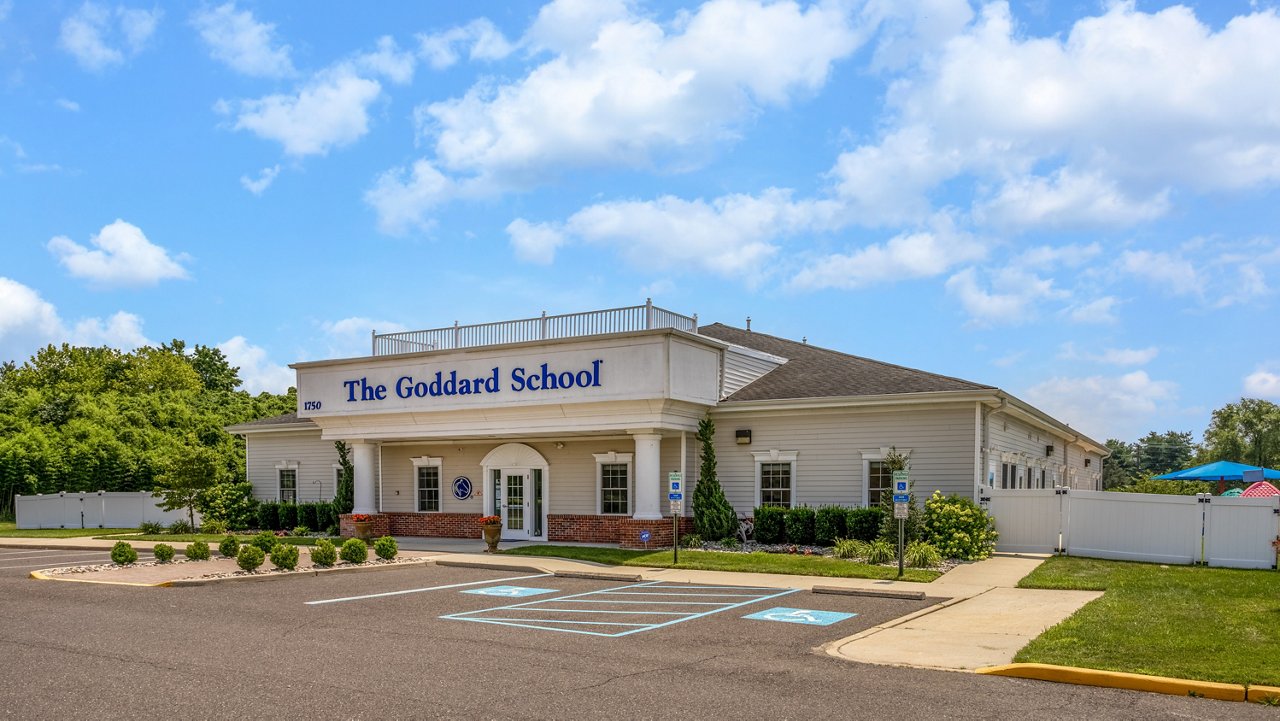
983, 487, 1279, 570
15, 491, 195, 530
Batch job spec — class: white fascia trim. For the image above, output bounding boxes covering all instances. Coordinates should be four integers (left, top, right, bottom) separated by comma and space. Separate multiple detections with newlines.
993, 392, 1109, 457
274, 460, 299, 470
725, 343, 789, 365
713, 390, 996, 413
410, 456, 443, 468
225, 422, 318, 434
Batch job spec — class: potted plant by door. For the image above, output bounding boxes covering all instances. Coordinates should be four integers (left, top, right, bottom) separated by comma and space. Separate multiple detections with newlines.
351, 513, 374, 541
479, 515, 502, 553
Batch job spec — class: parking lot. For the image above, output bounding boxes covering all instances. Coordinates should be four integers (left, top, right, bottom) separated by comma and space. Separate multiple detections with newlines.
1, 550, 1271, 719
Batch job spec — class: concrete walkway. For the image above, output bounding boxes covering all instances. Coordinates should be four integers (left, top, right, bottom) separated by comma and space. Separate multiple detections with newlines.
5, 537, 1098, 672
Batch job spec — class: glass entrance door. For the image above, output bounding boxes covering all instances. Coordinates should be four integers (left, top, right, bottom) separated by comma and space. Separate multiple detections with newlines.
503, 471, 529, 540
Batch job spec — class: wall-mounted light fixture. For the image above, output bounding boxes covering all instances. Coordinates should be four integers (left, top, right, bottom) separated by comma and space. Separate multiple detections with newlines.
1084, 458, 1092, 467
1045, 445, 1054, 456
735, 429, 751, 445
555, 442, 565, 450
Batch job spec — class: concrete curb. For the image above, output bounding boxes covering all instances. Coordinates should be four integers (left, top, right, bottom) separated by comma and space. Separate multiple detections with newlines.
977, 663, 1248, 703
435, 558, 552, 574
28, 558, 434, 588
553, 570, 644, 582
812, 585, 926, 601
1249, 685, 1280, 704
29, 569, 172, 587
819, 593, 969, 662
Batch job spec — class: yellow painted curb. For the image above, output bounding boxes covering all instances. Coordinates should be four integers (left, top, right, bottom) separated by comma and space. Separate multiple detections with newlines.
977, 663, 1246, 702
1248, 685, 1280, 705
30, 569, 172, 587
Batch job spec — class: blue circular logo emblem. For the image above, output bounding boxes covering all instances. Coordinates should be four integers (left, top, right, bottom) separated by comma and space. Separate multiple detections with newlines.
452, 476, 473, 500
639, 530, 652, 542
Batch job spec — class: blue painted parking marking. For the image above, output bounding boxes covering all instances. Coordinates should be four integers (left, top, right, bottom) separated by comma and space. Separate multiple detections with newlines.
441, 581, 800, 637
461, 585, 558, 598
742, 607, 857, 626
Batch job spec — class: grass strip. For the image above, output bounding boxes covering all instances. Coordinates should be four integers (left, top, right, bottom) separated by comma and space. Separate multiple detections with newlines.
103, 533, 342, 547
500, 545, 940, 582
1016, 556, 1280, 686
0, 522, 136, 538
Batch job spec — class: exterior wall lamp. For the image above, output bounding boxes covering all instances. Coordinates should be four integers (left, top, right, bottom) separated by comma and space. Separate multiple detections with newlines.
735, 429, 751, 445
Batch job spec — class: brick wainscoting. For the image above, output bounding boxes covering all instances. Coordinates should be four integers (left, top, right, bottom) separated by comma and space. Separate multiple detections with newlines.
339, 513, 390, 538
547, 514, 678, 548
339, 513, 482, 539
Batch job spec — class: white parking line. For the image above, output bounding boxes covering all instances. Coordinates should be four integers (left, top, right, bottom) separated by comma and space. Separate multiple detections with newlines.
0, 551, 111, 562
305, 573, 554, 606
0, 556, 154, 571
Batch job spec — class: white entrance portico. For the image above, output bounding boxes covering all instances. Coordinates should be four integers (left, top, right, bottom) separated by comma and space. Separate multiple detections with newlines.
481, 443, 549, 541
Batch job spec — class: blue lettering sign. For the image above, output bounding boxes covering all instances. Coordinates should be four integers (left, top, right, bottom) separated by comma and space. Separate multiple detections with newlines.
344, 360, 602, 403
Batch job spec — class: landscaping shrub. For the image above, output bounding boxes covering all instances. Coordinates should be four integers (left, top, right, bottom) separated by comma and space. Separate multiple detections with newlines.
719, 536, 740, 550
218, 534, 239, 558
185, 540, 211, 561
814, 506, 847, 546
863, 538, 895, 565
691, 416, 738, 541
250, 531, 278, 554
256, 502, 279, 532
922, 490, 999, 561
310, 539, 338, 567
680, 533, 703, 549
236, 545, 265, 572
833, 538, 867, 560
153, 543, 175, 563
278, 503, 298, 531
292, 525, 309, 537
316, 502, 338, 532
845, 507, 885, 542
110, 541, 138, 565
168, 519, 194, 535
752, 506, 786, 544
200, 519, 227, 535
298, 503, 319, 532
373, 536, 398, 561
270, 543, 300, 571
878, 493, 924, 543
138, 521, 165, 535
195, 480, 258, 531
340, 538, 368, 564
904, 540, 942, 568
784, 506, 816, 545
324, 525, 339, 538
1108, 478, 1212, 496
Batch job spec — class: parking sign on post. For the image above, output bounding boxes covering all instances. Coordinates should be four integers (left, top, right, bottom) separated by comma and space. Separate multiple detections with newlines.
668, 472, 683, 562
891, 470, 910, 577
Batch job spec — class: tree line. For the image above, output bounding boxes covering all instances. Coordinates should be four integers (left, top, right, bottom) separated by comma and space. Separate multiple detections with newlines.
1103, 398, 1280, 489
0, 341, 295, 520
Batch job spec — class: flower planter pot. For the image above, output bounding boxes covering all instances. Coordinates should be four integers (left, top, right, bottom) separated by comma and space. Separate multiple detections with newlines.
481, 523, 501, 553
353, 521, 374, 541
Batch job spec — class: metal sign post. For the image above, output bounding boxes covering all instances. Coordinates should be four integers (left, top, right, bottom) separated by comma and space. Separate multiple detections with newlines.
669, 472, 683, 564
892, 471, 910, 578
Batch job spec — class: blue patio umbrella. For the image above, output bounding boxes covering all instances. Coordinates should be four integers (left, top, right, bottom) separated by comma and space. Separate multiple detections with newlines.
1154, 460, 1280, 481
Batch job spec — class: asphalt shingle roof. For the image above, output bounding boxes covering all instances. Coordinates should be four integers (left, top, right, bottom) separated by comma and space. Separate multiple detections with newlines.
227, 412, 315, 430
698, 323, 994, 402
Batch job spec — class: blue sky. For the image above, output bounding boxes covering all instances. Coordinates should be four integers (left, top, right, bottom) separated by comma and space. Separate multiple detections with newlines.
2, 0, 1279, 443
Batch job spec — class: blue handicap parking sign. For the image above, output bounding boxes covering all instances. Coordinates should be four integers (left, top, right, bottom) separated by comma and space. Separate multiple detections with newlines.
461, 585, 558, 598
742, 607, 857, 626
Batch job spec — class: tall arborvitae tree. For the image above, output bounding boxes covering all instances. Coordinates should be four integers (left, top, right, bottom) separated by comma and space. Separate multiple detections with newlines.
692, 416, 737, 541
334, 441, 355, 514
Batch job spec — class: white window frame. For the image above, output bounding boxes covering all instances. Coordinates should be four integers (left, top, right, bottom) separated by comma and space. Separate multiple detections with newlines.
753, 449, 798, 509
859, 447, 910, 507
275, 460, 299, 503
332, 464, 342, 501
411, 456, 443, 513
593, 452, 633, 516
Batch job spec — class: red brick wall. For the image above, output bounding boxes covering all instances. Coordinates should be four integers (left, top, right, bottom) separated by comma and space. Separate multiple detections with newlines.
340, 512, 673, 547
548, 514, 623, 543
339, 513, 481, 539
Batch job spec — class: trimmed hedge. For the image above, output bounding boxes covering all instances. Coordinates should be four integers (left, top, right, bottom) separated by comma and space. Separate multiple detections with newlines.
270, 544, 300, 571
237, 545, 265, 572
784, 506, 816, 545
278, 503, 298, 531
373, 536, 398, 561
315, 502, 338, 533
110, 541, 138, 565
256, 502, 280, 532
814, 506, 847, 546
752, 506, 786, 544
340, 538, 368, 564
310, 539, 338, 567
153, 543, 175, 563
298, 503, 319, 532
185, 540, 211, 561
846, 507, 885, 542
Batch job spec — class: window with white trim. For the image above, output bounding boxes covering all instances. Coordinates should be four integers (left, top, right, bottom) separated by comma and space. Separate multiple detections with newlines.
866, 461, 892, 506
593, 452, 633, 515
411, 457, 442, 513
278, 469, 297, 503
753, 450, 798, 509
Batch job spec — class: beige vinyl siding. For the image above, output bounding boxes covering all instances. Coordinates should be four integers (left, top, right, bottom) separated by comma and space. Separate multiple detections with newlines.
1066, 448, 1103, 490
986, 412, 1101, 489
721, 345, 784, 398
705, 404, 977, 513
245, 430, 348, 503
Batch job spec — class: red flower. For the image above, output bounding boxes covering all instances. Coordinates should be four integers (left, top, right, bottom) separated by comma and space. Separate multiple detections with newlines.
351, 514, 373, 523
478, 515, 501, 525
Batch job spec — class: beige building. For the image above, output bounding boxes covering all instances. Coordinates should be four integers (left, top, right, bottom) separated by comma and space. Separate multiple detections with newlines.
227, 302, 1106, 547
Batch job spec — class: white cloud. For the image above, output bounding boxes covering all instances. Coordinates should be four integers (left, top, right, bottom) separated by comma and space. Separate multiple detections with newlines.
191, 2, 295, 78
506, 219, 566, 265
860, 0, 974, 72
1015, 242, 1102, 270
945, 266, 1066, 326
239, 164, 280, 195
1244, 367, 1280, 399
373, 0, 864, 230
218, 336, 294, 394
1119, 249, 1199, 290
353, 36, 416, 84
320, 317, 408, 357
0, 1, 11, 23
59, 3, 160, 72
1059, 342, 1158, 366
56, 98, 81, 112
832, 2, 1280, 229
0, 277, 150, 362
790, 218, 985, 290
1024, 370, 1178, 441
417, 18, 513, 69
47, 219, 190, 287
230, 66, 382, 156
1061, 296, 1119, 324
364, 160, 453, 235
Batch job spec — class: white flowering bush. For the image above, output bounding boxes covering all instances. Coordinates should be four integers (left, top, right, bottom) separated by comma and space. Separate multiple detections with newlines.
922, 491, 998, 560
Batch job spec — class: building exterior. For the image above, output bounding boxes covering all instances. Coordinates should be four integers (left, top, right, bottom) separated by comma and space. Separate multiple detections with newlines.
227, 302, 1106, 547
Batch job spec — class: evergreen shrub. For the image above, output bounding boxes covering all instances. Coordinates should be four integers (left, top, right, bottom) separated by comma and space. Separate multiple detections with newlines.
310, 539, 338, 567
691, 417, 738, 541
278, 503, 298, 531
340, 538, 368, 564
236, 545, 265, 572
270, 543, 300, 571
218, 534, 239, 558
256, 502, 279, 532
153, 543, 175, 563
845, 507, 885, 541
250, 531, 278, 554
814, 506, 847, 546
298, 503, 319, 531
373, 536, 398, 561
111, 541, 138, 565
752, 506, 786, 544
185, 540, 211, 561
784, 506, 815, 545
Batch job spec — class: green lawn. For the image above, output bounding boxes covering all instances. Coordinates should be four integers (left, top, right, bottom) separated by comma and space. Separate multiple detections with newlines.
105, 533, 342, 547
499, 545, 941, 582
0, 521, 135, 538
1016, 556, 1280, 686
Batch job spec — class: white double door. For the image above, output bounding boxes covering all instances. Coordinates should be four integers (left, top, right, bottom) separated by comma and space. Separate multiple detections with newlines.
494, 467, 543, 541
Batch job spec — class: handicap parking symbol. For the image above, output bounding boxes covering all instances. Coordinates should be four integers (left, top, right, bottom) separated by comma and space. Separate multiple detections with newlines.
461, 585, 558, 598
742, 607, 857, 626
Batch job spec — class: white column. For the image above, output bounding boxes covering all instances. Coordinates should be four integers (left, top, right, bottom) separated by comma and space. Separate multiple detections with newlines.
631, 431, 663, 520
352, 441, 378, 515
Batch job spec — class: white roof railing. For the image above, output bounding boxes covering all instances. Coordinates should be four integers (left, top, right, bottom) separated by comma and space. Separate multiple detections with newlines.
371, 299, 698, 356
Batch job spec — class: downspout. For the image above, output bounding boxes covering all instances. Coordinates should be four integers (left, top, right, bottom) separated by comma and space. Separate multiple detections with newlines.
981, 397, 1009, 499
